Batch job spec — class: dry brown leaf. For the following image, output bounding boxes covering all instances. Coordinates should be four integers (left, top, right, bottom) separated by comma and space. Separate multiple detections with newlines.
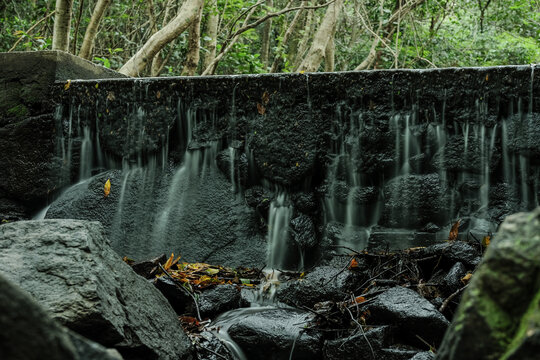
257, 103, 266, 115
448, 219, 461, 241
262, 91, 270, 105
482, 235, 491, 247
349, 258, 359, 269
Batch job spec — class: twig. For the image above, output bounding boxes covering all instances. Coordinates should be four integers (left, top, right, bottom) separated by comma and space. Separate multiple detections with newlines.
415, 334, 436, 352
324, 255, 355, 286
355, 265, 400, 292
345, 306, 375, 359
158, 263, 202, 321
439, 284, 468, 313
8, 10, 56, 52
195, 344, 228, 360
413, 255, 439, 262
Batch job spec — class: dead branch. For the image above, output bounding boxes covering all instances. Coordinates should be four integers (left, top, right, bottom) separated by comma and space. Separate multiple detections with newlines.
9, 10, 56, 52
439, 284, 469, 313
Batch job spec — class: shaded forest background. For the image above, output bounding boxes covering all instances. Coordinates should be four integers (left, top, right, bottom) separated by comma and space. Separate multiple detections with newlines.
1, 0, 539, 77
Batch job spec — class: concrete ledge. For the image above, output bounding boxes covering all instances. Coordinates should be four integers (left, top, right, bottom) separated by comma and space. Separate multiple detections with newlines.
0, 51, 126, 121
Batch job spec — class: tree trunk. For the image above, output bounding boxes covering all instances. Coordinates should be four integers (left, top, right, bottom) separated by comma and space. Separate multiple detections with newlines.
52, 0, 73, 52
200, 4, 258, 76
270, 5, 303, 73
260, 0, 273, 68
119, 0, 204, 77
181, 3, 204, 76
202, 1, 219, 70
296, 0, 343, 73
292, 8, 313, 70
78, 0, 111, 59
151, 0, 176, 77
324, 26, 335, 72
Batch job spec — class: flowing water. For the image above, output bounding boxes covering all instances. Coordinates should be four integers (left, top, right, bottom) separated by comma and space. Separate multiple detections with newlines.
35, 67, 539, 358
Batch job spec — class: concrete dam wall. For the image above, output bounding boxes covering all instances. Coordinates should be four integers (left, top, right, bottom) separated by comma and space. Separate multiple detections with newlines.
1, 52, 538, 268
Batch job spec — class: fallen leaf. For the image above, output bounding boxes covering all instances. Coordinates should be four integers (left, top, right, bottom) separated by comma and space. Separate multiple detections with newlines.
354, 296, 366, 304
482, 235, 491, 247
107, 92, 116, 101
349, 258, 359, 269
103, 179, 111, 198
64, 79, 71, 90
122, 256, 134, 265
180, 316, 199, 326
262, 91, 270, 105
206, 268, 219, 275
257, 103, 266, 115
448, 219, 461, 241
95, 83, 99, 89
156, 90, 161, 99
485, 74, 489, 81
163, 253, 175, 271
461, 272, 472, 284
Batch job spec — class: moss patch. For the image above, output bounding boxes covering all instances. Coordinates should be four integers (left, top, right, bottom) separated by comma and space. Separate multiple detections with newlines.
7, 104, 29, 118
501, 284, 540, 359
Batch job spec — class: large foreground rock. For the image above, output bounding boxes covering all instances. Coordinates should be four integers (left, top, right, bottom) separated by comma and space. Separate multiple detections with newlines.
366, 286, 450, 347
437, 207, 540, 360
0, 220, 193, 360
220, 307, 322, 360
0, 273, 122, 360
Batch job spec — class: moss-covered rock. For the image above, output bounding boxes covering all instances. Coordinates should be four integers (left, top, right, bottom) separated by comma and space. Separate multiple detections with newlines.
437, 207, 540, 360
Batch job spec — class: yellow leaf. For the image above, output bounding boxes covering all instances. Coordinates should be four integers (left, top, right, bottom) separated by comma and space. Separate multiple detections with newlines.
95, 83, 99, 89
461, 273, 472, 284
103, 179, 111, 198
206, 268, 219, 275
64, 80, 71, 90
299, 272, 305, 278
199, 275, 211, 283
482, 235, 491, 247
299, 70, 305, 74
163, 253, 175, 271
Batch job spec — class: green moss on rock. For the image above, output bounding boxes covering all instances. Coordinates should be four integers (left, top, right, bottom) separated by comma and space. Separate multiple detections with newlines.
7, 104, 29, 118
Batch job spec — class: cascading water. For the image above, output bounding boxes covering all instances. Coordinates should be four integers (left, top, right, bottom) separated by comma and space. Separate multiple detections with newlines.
323, 105, 374, 252
29, 65, 539, 360
267, 193, 293, 270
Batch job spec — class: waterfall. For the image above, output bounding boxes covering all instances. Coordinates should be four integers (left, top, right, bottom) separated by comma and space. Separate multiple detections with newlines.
79, 126, 93, 180
267, 193, 293, 270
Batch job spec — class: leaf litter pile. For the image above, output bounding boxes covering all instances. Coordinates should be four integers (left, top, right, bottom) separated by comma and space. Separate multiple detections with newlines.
124, 220, 490, 358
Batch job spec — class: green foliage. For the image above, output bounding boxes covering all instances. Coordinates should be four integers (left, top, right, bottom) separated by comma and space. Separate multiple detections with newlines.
0, 0, 538, 75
